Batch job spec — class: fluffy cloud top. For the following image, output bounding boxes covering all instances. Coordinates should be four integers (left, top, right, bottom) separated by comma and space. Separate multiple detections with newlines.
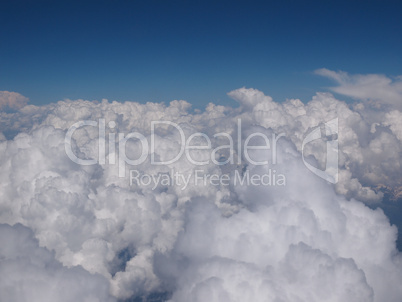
0, 91, 29, 110
0, 78, 402, 301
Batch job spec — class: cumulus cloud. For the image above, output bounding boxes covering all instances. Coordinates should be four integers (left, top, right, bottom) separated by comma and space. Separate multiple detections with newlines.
0, 223, 115, 302
315, 68, 402, 110
0, 80, 402, 301
164, 155, 402, 302
0, 91, 29, 110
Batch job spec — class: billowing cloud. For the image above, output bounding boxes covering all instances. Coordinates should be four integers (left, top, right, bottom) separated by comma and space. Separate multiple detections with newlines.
315, 68, 402, 110
0, 81, 402, 301
0, 223, 116, 302
0, 91, 29, 110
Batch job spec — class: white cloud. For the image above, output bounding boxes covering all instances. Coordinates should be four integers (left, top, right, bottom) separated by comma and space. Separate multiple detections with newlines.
0, 82, 401, 301
383, 110, 402, 141
315, 68, 402, 110
165, 152, 402, 301
0, 223, 115, 302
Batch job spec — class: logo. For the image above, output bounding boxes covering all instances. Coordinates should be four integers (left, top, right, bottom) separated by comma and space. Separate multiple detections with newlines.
301, 118, 338, 184
64, 118, 339, 185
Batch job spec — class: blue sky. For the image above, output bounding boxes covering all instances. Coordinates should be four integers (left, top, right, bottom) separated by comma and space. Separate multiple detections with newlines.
0, 0, 401, 107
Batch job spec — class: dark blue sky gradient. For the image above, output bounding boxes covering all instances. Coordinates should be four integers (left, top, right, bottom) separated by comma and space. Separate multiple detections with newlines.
0, 0, 401, 107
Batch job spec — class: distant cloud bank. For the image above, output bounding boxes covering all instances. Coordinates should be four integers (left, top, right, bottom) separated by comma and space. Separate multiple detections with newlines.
315, 68, 402, 110
0, 91, 29, 110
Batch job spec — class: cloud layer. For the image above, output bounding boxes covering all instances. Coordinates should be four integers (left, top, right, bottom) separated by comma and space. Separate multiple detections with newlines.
0, 74, 402, 301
